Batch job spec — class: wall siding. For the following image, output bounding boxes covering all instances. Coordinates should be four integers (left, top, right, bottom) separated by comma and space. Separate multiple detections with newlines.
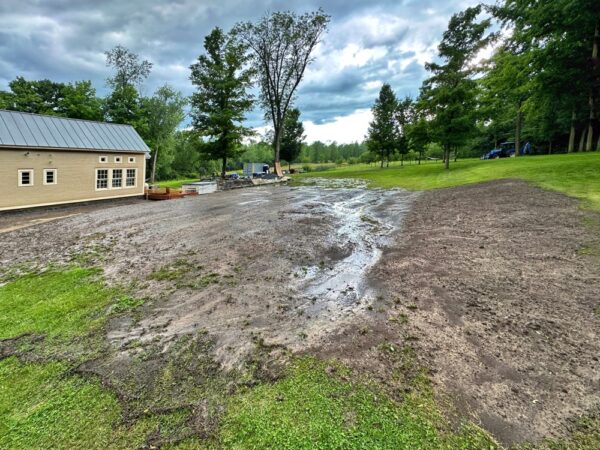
0, 148, 146, 210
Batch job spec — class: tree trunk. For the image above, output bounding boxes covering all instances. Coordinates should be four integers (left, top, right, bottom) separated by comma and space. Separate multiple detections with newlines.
221, 156, 227, 178
454, 149, 458, 162
380, 155, 384, 168
578, 127, 587, 152
444, 146, 450, 170
274, 126, 282, 164
400, 153, 404, 167
568, 110, 576, 152
418, 152, 421, 165
586, 88, 595, 151
514, 106, 522, 157
596, 131, 600, 151
151, 144, 159, 184
588, 23, 599, 152
548, 140, 552, 154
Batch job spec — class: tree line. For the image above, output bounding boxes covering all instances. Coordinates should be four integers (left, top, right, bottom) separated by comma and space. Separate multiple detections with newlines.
366, 0, 600, 169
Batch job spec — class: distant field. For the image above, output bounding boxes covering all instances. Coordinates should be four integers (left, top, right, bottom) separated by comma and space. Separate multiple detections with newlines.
157, 178, 199, 188
297, 153, 600, 211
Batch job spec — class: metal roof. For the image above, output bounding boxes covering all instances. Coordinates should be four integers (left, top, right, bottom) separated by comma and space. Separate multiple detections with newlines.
0, 109, 150, 154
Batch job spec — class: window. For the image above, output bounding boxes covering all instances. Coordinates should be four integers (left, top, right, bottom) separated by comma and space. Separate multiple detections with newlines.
112, 169, 123, 188
126, 168, 136, 187
99, 156, 108, 163
18, 169, 34, 186
96, 169, 108, 189
44, 169, 57, 185
114, 156, 122, 163
128, 156, 136, 163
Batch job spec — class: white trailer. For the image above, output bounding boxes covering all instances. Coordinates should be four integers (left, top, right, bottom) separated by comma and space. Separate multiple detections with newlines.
243, 163, 269, 178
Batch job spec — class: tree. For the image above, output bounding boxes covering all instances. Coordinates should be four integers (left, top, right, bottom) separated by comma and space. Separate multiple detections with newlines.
420, 5, 491, 169
140, 85, 187, 182
280, 108, 305, 170
59, 81, 103, 120
105, 45, 153, 90
233, 9, 330, 173
367, 84, 400, 168
104, 45, 152, 126
190, 27, 254, 178
0, 77, 64, 114
494, 0, 599, 152
395, 96, 413, 166
407, 115, 430, 164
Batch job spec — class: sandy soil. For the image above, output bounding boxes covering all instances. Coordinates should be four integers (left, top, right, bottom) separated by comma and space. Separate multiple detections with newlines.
1, 180, 598, 446
367, 180, 600, 445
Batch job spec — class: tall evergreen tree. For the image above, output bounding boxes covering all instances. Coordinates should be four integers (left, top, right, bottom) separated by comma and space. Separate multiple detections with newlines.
367, 84, 400, 168
420, 5, 491, 168
190, 27, 254, 178
280, 108, 305, 170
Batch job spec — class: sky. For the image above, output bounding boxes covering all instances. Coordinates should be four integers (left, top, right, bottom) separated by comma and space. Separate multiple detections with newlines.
0, 0, 480, 143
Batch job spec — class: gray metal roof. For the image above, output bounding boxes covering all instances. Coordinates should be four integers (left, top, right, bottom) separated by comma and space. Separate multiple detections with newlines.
0, 110, 150, 154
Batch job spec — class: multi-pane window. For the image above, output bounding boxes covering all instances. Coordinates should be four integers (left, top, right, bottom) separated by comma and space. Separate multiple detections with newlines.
112, 169, 123, 188
44, 169, 57, 185
18, 169, 33, 186
126, 168, 136, 187
96, 169, 108, 189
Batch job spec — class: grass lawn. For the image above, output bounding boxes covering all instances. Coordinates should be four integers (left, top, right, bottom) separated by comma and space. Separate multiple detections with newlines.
157, 178, 200, 189
297, 153, 600, 211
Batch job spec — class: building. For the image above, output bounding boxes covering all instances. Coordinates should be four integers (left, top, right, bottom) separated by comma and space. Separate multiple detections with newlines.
0, 110, 150, 211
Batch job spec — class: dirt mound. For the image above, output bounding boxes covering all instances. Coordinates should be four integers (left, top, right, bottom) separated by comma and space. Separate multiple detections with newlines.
369, 179, 600, 445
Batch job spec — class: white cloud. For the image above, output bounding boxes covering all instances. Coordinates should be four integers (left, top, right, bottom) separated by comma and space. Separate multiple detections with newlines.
303, 109, 372, 144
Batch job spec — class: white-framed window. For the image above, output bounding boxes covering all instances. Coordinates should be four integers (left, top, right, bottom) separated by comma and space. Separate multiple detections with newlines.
126, 168, 137, 187
112, 169, 123, 188
18, 169, 34, 187
96, 169, 109, 190
114, 156, 122, 163
43, 168, 57, 185
99, 155, 108, 163
128, 156, 136, 163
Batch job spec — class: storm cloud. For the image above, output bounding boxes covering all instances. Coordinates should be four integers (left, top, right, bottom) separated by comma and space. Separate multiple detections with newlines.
0, 0, 478, 142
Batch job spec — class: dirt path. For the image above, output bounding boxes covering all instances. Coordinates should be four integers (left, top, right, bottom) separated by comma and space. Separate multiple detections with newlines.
1, 180, 598, 446
368, 179, 600, 445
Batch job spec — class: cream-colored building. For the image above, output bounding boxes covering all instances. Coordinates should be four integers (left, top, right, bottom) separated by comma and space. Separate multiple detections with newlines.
0, 110, 149, 211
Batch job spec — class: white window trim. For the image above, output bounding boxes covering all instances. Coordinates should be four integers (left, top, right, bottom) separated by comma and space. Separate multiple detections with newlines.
128, 156, 136, 163
114, 156, 122, 163
43, 168, 57, 185
95, 168, 109, 191
18, 169, 34, 187
111, 168, 123, 189
99, 155, 108, 163
125, 168, 137, 188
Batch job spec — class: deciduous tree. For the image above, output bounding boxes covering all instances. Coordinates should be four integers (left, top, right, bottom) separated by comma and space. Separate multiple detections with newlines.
233, 9, 330, 173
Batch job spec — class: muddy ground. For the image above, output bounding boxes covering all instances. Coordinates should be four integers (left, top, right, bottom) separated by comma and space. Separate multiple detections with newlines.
1, 179, 598, 446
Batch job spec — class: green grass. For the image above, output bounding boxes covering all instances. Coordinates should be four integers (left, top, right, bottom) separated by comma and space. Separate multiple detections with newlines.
0, 357, 191, 450
297, 153, 600, 211
158, 178, 199, 188
0, 267, 115, 340
217, 359, 497, 449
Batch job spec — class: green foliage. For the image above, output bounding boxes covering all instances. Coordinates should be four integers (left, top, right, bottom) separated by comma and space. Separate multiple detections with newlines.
298, 153, 600, 211
190, 27, 254, 177
280, 108, 305, 167
367, 83, 401, 167
419, 5, 491, 169
233, 9, 330, 163
140, 84, 188, 181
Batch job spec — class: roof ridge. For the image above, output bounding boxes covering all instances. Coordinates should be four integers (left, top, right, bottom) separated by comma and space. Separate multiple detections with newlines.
0, 109, 135, 128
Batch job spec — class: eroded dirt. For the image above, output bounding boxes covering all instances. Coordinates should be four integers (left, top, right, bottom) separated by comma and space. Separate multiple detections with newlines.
1, 179, 599, 447
366, 179, 600, 445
